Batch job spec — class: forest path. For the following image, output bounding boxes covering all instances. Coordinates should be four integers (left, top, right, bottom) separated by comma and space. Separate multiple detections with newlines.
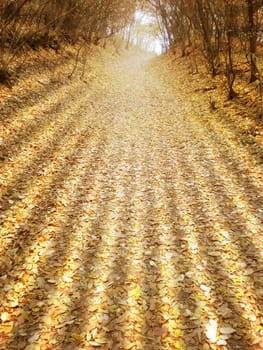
0, 49, 262, 350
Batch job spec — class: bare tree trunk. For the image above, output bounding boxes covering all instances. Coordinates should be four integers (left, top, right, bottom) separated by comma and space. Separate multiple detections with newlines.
247, 0, 259, 83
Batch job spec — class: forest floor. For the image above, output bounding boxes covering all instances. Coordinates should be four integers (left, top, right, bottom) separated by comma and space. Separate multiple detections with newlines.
0, 46, 263, 350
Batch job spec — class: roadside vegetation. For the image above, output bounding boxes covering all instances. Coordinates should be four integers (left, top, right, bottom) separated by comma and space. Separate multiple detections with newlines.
0, 0, 136, 85
148, 0, 263, 112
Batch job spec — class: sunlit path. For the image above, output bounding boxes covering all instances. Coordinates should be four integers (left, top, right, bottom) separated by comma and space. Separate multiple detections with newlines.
0, 49, 262, 350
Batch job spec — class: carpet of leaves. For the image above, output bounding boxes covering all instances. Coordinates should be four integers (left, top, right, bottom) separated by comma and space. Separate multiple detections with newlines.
0, 48, 263, 350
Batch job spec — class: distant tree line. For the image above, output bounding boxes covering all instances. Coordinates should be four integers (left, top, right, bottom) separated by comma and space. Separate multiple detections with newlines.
0, 0, 136, 83
148, 0, 263, 99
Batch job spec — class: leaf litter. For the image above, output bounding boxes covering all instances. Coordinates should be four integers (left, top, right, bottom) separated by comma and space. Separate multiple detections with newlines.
0, 47, 262, 350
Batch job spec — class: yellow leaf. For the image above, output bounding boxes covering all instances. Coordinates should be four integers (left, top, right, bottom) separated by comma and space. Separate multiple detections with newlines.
42, 315, 52, 325
1, 322, 14, 333
128, 285, 141, 299
90, 338, 108, 346
25, 345, 41, 350
109, 305, 118, 313
174, 329, 183, 337
1, 312, 10, 322
173, 340, 184, 349
219, 326, 236, 335
71, 333, 83, 341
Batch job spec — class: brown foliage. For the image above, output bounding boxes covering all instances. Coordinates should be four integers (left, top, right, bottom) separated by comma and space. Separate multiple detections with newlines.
149, 0, 263, 103
0, 0, 137, 84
